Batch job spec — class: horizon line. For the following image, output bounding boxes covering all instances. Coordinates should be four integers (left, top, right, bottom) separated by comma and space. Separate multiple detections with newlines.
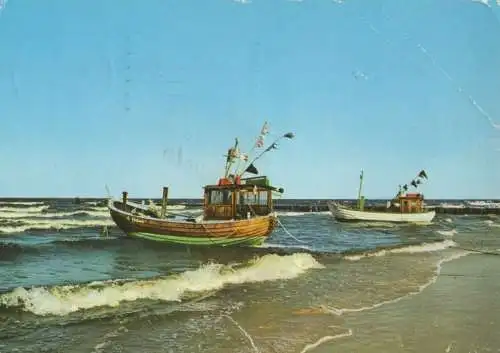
0, 197, 498, 201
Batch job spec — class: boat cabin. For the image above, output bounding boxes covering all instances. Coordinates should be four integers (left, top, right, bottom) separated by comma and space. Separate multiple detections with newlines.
203, 176, 281, 221
397, 192, 425, 213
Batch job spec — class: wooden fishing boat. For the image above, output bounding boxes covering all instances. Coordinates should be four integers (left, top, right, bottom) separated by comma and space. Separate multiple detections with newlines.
108, 123, 294, 246
328, 170, 436, 224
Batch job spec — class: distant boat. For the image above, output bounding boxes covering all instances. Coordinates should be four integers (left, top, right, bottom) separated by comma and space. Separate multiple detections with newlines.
108, 124, 294, 246
328, 170, 436, 224
328, 201, 436, 223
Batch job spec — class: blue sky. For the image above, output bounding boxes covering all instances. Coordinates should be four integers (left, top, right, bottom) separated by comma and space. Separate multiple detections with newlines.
0, 0, 499, 199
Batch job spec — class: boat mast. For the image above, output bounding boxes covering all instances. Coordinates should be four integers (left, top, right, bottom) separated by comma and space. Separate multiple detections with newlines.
224, 138, 239, 178
357, 169, 365, 211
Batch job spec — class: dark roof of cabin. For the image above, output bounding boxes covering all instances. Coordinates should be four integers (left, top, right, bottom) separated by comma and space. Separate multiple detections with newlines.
204, 183, 273, 191
399, 193, 423, 199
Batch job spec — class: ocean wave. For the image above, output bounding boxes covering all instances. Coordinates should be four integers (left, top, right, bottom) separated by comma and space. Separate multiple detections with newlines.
0, 201, 45, 206
0, 253, 323, 316
0, 237, 119, 256
343, 239, 457, 261
50, 237, 120, 248
0, 218, 115, 234
0, 242, 41, 259
0, 205, 49, 213
436, 229, 458, 237
0, 210, 109, 220
484, 220, 500, 227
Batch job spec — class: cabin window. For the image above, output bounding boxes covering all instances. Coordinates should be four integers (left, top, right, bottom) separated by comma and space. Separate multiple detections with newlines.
208, 190, 232, 205
240, 190, 268, 206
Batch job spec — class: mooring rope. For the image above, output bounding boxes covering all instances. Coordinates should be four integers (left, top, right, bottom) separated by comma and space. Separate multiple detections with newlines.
275, 216, 308, 244
270, 193, 310, 245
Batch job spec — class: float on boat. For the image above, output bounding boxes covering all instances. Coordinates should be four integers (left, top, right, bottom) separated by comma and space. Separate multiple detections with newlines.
328, 169, 436, 224
108, 123, 294, 246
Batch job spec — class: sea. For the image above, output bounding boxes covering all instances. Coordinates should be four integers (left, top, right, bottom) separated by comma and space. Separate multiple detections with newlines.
0, 199, 499, 353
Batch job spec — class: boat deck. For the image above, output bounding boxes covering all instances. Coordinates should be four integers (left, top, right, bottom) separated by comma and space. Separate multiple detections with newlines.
109, 199, 274, 224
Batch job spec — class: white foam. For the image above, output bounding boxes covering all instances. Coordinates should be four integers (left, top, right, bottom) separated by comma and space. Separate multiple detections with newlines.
299, 328, 353, 353
0, 218, 115, 233
328, 251, 470, 316
0, 205, 49, 213
344, 240, 457, 261
258, 243, 313, 251
277, 211, 307, 217
485, 220, 500, 227
223, 315, 259, 352
343, 221, 400, 228
0, 201, 45, 206
436, 229, 458, 237
0, 209, 109, 219
87, 207, 108, 212
0, 253, 324, 316
277, 211, 330, 217
92, 325, 129, 353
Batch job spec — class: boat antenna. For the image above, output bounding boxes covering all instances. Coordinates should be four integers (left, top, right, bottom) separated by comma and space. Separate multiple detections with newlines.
237, 132, 295, 177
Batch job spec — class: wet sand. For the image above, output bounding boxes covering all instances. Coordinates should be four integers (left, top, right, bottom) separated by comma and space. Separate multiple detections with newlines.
312, 252, 500, 353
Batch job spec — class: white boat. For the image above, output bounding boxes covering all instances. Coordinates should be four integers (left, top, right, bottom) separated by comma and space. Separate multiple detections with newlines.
327, 201, 436, 224
328, 169, 436, 224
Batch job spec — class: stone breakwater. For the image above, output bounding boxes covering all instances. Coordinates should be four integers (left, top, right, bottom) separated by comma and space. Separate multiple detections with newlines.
5, 198, 495, 215
170, 201, 500, 215
271, 204, 500, 214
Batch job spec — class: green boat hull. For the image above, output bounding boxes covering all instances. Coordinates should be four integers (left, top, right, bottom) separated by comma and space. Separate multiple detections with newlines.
129, 232, 267, 247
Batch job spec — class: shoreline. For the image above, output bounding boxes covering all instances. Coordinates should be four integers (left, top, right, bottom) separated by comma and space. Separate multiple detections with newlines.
315, 251, 500, 352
